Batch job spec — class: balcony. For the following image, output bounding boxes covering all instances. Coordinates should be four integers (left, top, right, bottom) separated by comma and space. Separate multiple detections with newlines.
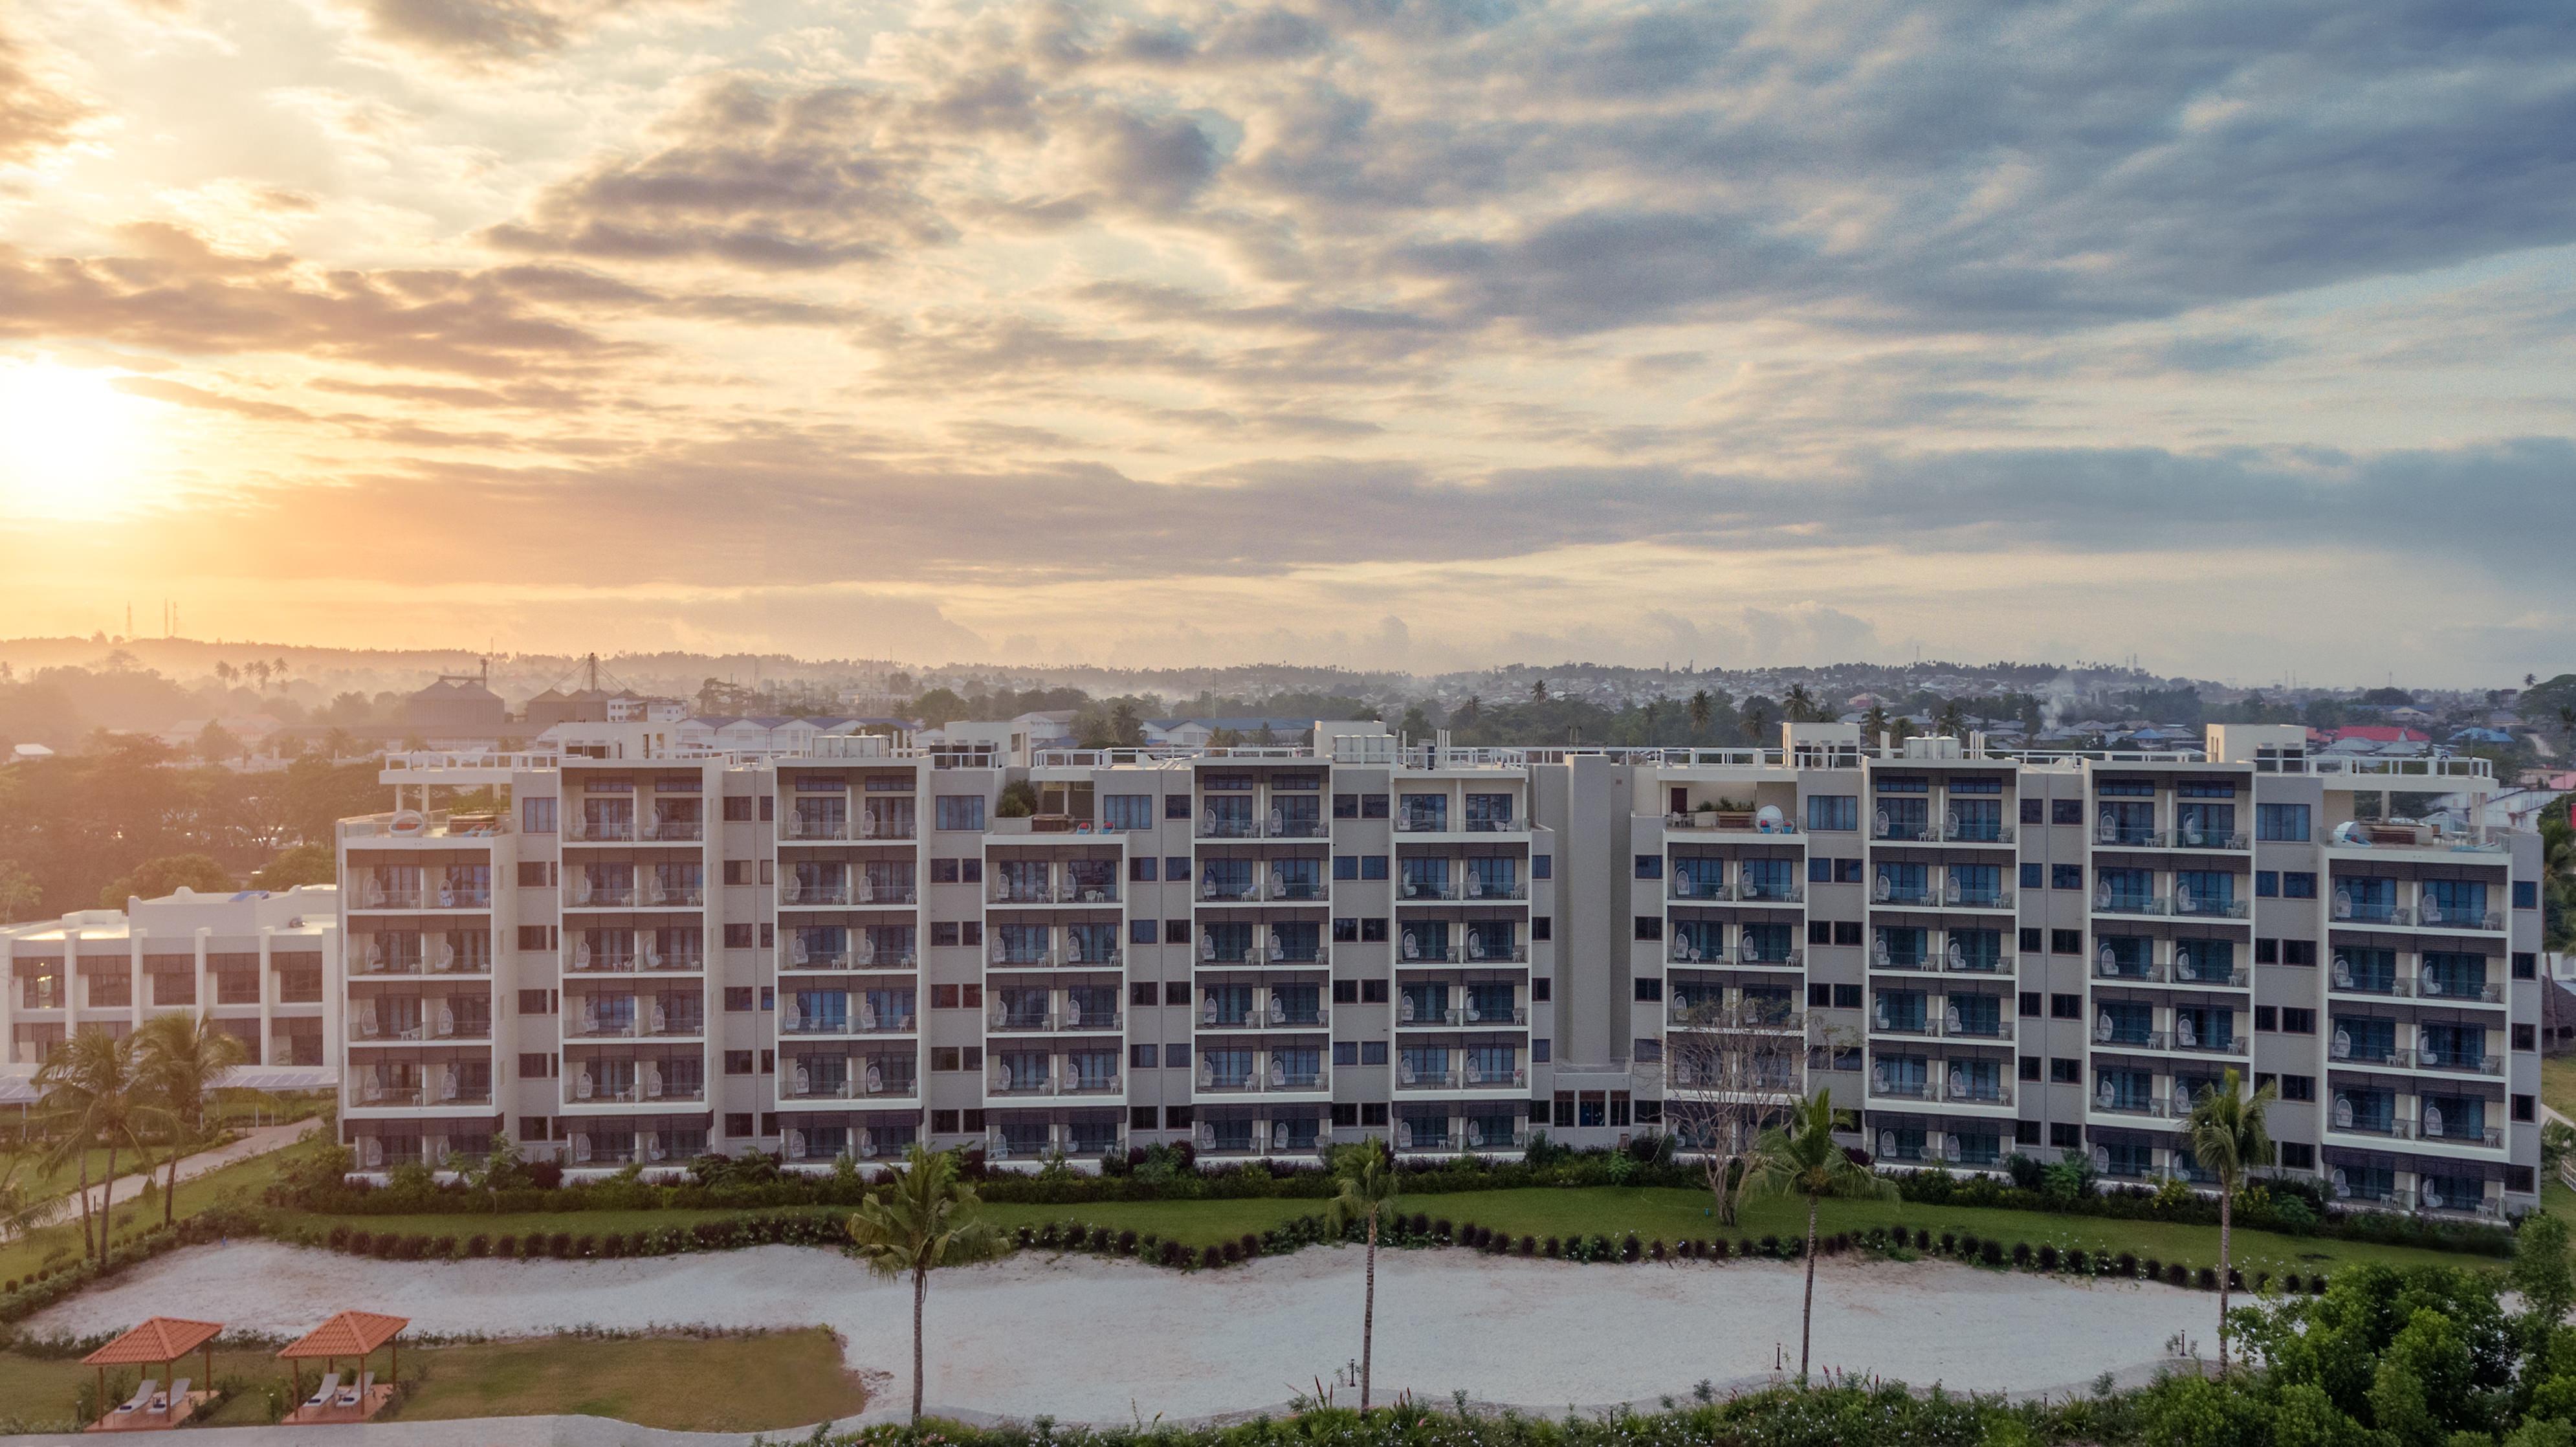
565, 817, 636, 843
1871, 1012, 2014, 1043
1941, 822, 2017, 845
1399, 879, 1525, 903
2091, 1093, 2179, 1120
643, 818, 704, 842
2167, 1028, 2245, 1057
1198, 1064, 1331, 1093
1196, 816, 1329, 840
1944, 883, 2014, 909
1669, 1000, 1802, 1033
786, 882, 919, 907
781, 818, 916, 842
2170, 962, 2251, 989
567, 883, 637, 907
2094, 894, 2169, 917
1395, 1063, 1526, 1090
1200, 1005, 1327, 1030
1395, 941, 1528, 965
780, 1009, 916, 1035
2172, 896, 2249, 920
1399, 1002, 1529, 1028
2094, 1026, 2173, 1052
2174, 830, 2249, 852
1664, 812, 1798, 835
348, 1081, 426, 1108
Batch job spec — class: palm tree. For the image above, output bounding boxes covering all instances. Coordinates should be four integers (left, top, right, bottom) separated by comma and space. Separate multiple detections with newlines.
1861, 701, 1891, 742
36, 1029, 163, 1265
134, 1013, 250, 1227
1782, 683, 1818, 723
1741, 700, 1774, 744
1323, 1137, 1401, 1409
845, 1143, 1005, 1422
1687, 690, 1713, 739
2185, 1068, 2276, 1372
1743, 1089, 1895, 1380
1937, 698, 1968, 737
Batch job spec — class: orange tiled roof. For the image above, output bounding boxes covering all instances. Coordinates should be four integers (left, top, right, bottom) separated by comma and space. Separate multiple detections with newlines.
276, 1310, 410, 1360
83, 1317, 224, 1366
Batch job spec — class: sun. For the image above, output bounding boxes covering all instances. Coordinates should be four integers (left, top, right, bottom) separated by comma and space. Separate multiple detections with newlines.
0, 357, 157, 519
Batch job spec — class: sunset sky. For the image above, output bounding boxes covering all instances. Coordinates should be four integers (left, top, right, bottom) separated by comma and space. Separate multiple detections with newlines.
1, 0, 2570, 682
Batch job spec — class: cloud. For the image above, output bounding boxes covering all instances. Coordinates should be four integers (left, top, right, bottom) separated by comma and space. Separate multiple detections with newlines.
333, 0, 704, 64
485, 78, 957, 269
113, 375, 315, 421
0, 25, 89, 165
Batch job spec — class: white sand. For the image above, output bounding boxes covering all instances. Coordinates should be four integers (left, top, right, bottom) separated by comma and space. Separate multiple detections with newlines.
29, 1242, 2212, 1422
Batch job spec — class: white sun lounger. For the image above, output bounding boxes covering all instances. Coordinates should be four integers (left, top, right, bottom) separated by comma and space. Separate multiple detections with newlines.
303, 1373, 340, 1409
156, 1378, 190, 1415
113, 1378, 158, 1415
336, 1371, 372, 1409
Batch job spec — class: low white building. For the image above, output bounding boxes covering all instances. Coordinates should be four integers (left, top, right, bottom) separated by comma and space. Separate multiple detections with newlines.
1, 885, 342, 1108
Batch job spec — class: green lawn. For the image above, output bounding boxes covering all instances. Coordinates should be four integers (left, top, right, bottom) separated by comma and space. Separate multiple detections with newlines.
0, 1146, 293, 1290
2542, 1055, 2576, 1121
284, 1206, 770, 1241
0, 1329, 863, 1434
974, 1186, 2485, 1279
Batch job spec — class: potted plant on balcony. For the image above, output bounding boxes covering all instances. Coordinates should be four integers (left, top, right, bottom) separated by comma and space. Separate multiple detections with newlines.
1713, 797, 1756, 830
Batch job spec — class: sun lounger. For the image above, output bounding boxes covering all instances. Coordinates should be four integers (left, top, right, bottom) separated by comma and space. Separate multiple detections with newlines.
336, 1371, 371, 1409
156, 1378, 190, 1415
113, 1378, 158, 1416
303, 1373, 339, 1408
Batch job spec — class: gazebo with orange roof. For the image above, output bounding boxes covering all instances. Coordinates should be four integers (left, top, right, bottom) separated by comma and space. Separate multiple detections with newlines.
80, 1316, 222, 1431
277, 1310, 409, 1424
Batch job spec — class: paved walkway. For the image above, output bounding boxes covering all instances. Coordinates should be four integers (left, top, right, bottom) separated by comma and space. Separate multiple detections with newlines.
15, 1121, 313, 1236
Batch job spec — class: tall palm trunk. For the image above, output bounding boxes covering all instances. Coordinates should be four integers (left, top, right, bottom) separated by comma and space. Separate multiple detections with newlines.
910, 1265, 927, 1423
74, 1150, 94, 1263
163, 1123, 186, 1228
2216, 1189, 2233, 1371
1360, 1208, 1379, 1410
99, 1142, 117, 1260
1798, 1194, 1820, 1380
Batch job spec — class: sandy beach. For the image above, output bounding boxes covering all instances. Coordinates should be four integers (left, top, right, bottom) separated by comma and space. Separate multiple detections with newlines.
28, 1241, 2215, 1422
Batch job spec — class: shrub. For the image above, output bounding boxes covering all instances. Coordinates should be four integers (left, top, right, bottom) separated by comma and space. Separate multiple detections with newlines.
494, 1234, 517, 1259
1650, 1239, 1667, 1261
602, 1234, 627, 1259
575, 1235, 599, 1259
2196, 1267, 2218, 1291
2309, 1274, 2329, 1295
1408, 1212, 1431, 1237
1739, 1238, 1757, 1260
1979, 1240, 2003, 1267
1939, 1232, 1958, 1255
1434, 1218, 1454, 1243
1544, 1236, 1561, 1258
327, 1226, 353, 1252
2066, 1247, 2087, 1274
347, 1230, 373, 1256
1157, 1239, 1182, 1267
2166, 1263, 2188, 1288
1039, 1222, 1061, 1248
1710, 1237, 1730, 1259
1591, 1234, 1614, 1262
1519, 1235, 1536, 1257
2035, 1244, 2058, 1271
1678, 1239, 1697, 1259
466, 1235, 489, 1259
549, 1232, 574, 1259
2012, 1242, 2032, 1267
1200, 1244, 1223, 1269
1959, 1233, 1981, 1258
1762, 1235, 1782, 1257
1117, 1230, 1138, 1256
1913, 1228, 1932, 1252
1622, 1233, 1642, 1262
1220, 1241, 1242, 1265
1016, 1225, 1036, 1248
2281, 1272, 2302, 1294
2141, 1256, 2160, 1281
1092, 1226, 1114, 1253
2251, 1271, 2269, 1294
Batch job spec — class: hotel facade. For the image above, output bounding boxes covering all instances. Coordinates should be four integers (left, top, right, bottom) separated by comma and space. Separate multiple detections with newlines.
332, 721, 2551, 1221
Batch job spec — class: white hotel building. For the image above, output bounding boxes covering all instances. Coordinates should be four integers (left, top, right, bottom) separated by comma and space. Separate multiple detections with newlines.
3, 885, 341, 1112
333, 721, 2550, 1221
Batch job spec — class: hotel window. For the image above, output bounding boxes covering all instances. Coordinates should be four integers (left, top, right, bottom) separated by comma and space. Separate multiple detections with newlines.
1806, 795, 1858, 832
934, 795, 984, 831
2256, 804, 2310, 841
